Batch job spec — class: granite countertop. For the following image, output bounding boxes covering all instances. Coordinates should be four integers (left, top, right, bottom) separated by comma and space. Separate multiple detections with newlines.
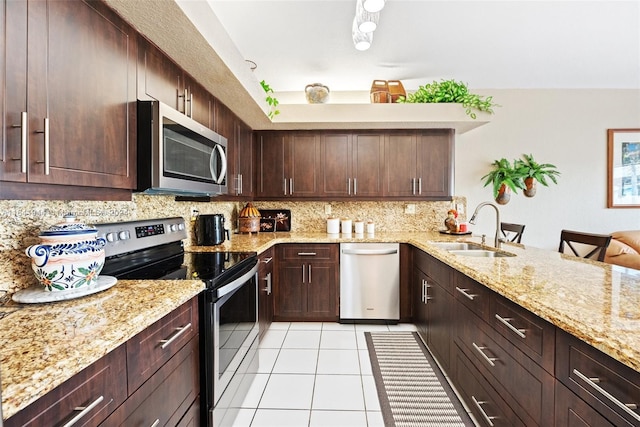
0, 279, 204, 420
3, 230, 639, 420
193, 231, 640, 374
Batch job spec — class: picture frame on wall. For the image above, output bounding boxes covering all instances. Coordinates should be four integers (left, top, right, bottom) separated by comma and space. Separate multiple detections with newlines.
608, 128, 640, 208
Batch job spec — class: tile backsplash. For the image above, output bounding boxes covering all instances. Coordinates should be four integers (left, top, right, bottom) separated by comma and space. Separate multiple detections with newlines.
0, 195, 465, 294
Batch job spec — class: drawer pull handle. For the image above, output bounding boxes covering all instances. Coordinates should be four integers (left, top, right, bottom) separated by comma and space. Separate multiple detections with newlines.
63, 395, 105, 427
494, 314, 527, 339
472, 342, 498, 367
573, 369, 640, 422
160, 322, 192, 349
455, 286, 477, 301
471, 396, 496, 426
261, 257, 273, 264
297, 252, 317, 256
150, 419, 161, 427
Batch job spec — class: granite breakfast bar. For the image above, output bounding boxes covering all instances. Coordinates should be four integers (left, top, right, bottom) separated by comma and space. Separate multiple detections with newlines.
2, 231, 639, 422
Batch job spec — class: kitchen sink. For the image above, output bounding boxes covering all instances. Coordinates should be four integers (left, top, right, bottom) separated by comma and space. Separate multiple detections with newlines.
448, 249, 516, 258
429, 242, 485, 251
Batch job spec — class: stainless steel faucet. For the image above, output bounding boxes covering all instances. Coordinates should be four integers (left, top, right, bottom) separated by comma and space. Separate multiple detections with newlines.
469, 202, 504, 249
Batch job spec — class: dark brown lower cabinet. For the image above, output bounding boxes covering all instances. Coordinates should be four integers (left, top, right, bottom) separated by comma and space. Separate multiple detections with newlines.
555, 379, 614, 427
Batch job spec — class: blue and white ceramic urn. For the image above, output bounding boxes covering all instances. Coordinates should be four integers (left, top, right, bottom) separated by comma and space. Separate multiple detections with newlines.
25, 214, 106, 291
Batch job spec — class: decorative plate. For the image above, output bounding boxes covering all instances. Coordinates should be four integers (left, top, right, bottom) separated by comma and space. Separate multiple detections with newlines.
259, 210, 291, 231
12, 275, 117, 304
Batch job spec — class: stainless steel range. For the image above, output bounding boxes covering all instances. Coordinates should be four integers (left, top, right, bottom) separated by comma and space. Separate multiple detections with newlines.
95, 217, 259, 427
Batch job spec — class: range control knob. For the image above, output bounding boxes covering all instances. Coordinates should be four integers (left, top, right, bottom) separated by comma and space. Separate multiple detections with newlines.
169, 224, 178, 232
105, 232, 117, 242
177, 223, 185, 231
118, 230, 130, 240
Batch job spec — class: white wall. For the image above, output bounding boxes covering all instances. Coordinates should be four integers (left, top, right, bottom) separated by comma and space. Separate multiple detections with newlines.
456, 89, 640, 250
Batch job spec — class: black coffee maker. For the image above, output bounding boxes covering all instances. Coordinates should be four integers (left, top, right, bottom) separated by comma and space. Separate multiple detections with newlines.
195, 214, 229, 245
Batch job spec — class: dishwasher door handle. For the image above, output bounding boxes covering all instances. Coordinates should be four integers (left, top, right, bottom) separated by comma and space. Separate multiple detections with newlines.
342, 249, 398, 256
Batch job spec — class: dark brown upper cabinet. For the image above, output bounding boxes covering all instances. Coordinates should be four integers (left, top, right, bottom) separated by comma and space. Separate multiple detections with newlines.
1, 0, 137, 191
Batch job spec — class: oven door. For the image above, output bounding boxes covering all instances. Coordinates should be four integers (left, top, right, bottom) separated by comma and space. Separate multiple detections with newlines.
207, 261, 259, 411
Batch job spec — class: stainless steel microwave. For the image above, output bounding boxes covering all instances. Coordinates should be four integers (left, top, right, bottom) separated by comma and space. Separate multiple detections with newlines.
137, 100, 227, 196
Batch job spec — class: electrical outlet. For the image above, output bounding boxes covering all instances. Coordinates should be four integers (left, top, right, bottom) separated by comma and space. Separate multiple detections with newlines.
190, 207, 199, 221
456, 203, 465, 215
324, 204, 332, 215
405, 204, 416, 214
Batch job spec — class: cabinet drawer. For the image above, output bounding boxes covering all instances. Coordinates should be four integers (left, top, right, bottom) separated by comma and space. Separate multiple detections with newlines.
453, 348, 526, 427
415, 249, 452, 293
454, 271, 491, 321
555, 380, 614, 427
491, 295, 555, 373
455, 303, 554, 426
126, 297, 198, 393
279, 244, 336, 261
103, 336, 200, 426
556, 330, 640, 426
5, 345, 127, 427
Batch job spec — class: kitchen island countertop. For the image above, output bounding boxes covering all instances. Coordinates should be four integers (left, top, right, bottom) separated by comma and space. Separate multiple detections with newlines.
2, 230, 639, 420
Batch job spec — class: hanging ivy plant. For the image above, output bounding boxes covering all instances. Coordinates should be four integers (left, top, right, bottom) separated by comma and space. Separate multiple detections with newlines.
260, 80, 280, 120
396, 79, 498, 119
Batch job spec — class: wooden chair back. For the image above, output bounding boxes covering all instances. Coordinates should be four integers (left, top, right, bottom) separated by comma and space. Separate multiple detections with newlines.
558, 229, 612, 262
500, 222, 525, 243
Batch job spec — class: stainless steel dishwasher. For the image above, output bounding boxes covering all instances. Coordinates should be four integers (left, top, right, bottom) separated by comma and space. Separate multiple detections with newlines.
340, 242, 400, 322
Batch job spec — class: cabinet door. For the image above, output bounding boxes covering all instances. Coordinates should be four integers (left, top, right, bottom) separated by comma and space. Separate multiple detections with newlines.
28, 0, 136, 189
384, 132, 418, 197
0, 0, 28, 182
258, 247, 274, 338
321, 133, 351, 197
417, 130, 454, 198
286, 132, 321, 197
138, 38, 182, 110
306, 261, 338, 319
427, 279, 452, 370
184, 75, 212, 128
274, 262, 306, 318
228, 118, 254, 197
256, 132, 286, 198
555, 380, 614, 427
413, 267, 429, 339
352, 132, 384, 197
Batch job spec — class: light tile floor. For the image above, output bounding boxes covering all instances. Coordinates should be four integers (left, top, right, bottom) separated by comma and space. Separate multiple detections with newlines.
228, 321, 418, 427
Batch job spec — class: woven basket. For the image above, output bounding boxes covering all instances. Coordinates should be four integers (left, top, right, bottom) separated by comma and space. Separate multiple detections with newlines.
370, 80, 390, 103
387, 80, 406, 103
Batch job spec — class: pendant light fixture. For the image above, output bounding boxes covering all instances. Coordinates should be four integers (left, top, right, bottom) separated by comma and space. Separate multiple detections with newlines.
356, 0, 379, 32
363, 0, 385, 13
352, 16, 373, 51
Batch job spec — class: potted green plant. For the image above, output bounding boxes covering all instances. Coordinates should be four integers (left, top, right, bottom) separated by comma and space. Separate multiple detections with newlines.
516, 154, 561, 197
396, 79, 498, 119
260, 80, 280, 120
480, 158, 526, 204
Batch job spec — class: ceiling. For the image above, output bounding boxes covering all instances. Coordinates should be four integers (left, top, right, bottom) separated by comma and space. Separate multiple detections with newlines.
204, 0, 640, 93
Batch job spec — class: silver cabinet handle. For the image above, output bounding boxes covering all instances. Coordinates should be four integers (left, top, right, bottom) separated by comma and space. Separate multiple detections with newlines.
150, 419, 160, 427
353, 178, 357, 195
297, 252, 317, 256
34, 118, 50, 175
455, 286, 477, 301
11, 112, 28, 173
308, 265, 312, 283
347, 178, 351, 195
342, 249, 398, 256
471, 396, 496, 427
238, 173, 243, 195
472, 342, 498, 367
302, 264, 305, 283
290, 178, 293, 194
573, 368, 640, 422
411, 178, 416, 195
418, 177, 422, 195
421, 279, 426, 303
188, 91, 193, 118
494, 314, 526, 339
62, 395, 105, 427
283, 178, 287, 195
424, 279, 432, 302
263, 272, 272, 295
160, 323, 192, 349
261, 257, 273, 264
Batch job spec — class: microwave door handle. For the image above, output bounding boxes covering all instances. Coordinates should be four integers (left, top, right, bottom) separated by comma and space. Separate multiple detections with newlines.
210, 144, 227, 184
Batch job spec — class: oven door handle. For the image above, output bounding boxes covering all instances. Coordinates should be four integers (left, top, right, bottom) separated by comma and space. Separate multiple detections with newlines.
216, 263, 259, 298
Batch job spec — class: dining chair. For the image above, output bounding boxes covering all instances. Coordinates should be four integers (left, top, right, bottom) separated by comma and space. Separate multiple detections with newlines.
558, 230, 612, 262
501, 222, 526, 243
